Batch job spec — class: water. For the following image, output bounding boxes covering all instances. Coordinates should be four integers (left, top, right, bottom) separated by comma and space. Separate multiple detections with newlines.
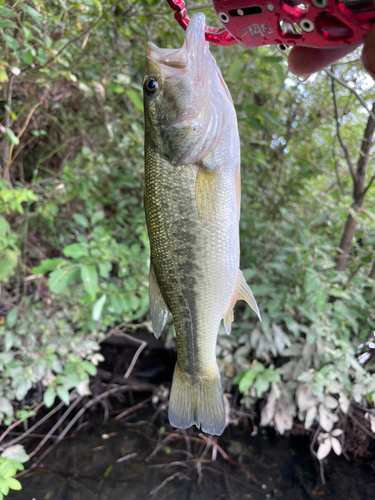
8, 418, 375, 500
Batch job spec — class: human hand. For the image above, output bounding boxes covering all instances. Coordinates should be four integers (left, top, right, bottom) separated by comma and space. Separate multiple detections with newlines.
287, 26, 375, 80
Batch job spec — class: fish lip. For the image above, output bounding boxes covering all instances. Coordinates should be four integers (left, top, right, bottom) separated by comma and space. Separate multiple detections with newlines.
147, 42, 188, 72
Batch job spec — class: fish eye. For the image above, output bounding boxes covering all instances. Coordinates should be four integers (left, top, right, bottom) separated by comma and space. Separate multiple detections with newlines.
144, 76, 160, 96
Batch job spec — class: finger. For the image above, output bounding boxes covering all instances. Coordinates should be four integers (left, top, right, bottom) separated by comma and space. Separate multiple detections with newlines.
362, 27, 375, 80
288, 45, 359, 78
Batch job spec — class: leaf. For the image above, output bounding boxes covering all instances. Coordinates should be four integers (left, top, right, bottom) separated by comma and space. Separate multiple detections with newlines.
98, 261, 112, 278
82, 360, 97, 376
1, 445, 29, 464
305, 405, 317, 429
91, 210, 105, 225
49, 266, 80, 293
92, 294, 106, 321
316, 289, 327, 314
248, 117, 265, 132
255, 375, 270, 398
317, 438, 332, 460
63, 243, 89, 259
238, 370, 256, 393
0, 398, 13, 416
261, 110, 281, 127
6, 478, 22, 491
43, 387, 56, 408
6, 307, 18, 328
305, 271, 320, 294
125, 90, 143, 111
2, 34, 19, 51
0, 66, 8, 83
73, 213, 89, 228
0, 19, 17, 28
56, 386, 70, 406
233, 370, 247, 385
80, 264, 98, 295
20, 4, 43, 23
20, 49, 33, 65
331, 428, 343, 437
76, 380, 91, 396
318, 404, 339, 432
227, 59, 245, 81
263, 368, 281, 383
4, 129, 19, 146
32, 258, 65, 274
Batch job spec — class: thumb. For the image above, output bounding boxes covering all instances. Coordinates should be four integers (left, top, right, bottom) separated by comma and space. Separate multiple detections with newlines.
362, 27, 375, 80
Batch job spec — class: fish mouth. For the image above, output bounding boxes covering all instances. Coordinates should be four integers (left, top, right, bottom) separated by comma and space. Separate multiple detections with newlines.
146, 13, 208, 79
147, 43, 188, 79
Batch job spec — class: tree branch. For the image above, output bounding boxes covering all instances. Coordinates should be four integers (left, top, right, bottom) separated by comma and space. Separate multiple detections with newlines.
325, 69, 375, 125
330, 77, 356, 181
1, 74, 14, 181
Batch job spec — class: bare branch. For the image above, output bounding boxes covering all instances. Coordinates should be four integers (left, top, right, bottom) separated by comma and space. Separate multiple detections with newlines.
332, 137, 345, 195
330, 77, 356, 181
325, 69, 375, 125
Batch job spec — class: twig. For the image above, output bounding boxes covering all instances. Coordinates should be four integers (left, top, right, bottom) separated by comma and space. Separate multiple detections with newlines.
28, 395, 83, 458
102, 326, 148, 378
16, 385, 137, 477
0, 401, 45, 443
1, 75, 14, 181
330, 77, 356, 181
114, 396, 152, 421
325, 69, 375, 125
116, 452, 138, 463
128, 3, 212, 17
149, 472, 191, 500
2, 102, 41, 180
348, 410, 374, 438
148, 461, 188, 469
201, 465, 262, 492
363, 174, 375, 198
198, 434, 237, 466
0, 401, 65, 448
332, 137, 345, 195
319, 459, 326, 485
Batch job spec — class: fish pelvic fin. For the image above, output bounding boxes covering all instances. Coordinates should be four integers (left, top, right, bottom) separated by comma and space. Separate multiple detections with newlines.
168, 364, 226, 436
149, 263, 169, 339
222, 270, 261, 335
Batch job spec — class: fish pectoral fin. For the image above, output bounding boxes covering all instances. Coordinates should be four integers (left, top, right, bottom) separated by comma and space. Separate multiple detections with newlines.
169, 364, 226, 436
195, 166, 218, 220
149, 264, 170, 339
237, 269, 261, 321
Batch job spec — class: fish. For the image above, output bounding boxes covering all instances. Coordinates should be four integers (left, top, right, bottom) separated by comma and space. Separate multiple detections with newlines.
143, 13, 261, 436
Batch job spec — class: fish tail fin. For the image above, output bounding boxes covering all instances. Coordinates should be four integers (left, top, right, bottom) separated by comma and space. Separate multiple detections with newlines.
168, 364, 226, 436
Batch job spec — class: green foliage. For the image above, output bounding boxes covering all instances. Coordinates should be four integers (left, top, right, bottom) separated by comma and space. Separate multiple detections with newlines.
0, 457, 23, 500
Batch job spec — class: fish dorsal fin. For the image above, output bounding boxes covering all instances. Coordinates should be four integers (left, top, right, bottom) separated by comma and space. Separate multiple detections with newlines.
222, 270, 261, 335
194, 165, 218, 220
149, 264, 169, 339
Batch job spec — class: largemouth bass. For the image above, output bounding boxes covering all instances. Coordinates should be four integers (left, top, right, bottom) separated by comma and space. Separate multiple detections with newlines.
143, 13, 260, 436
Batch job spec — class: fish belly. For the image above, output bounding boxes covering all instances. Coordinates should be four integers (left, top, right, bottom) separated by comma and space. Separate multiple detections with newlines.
145, 146, 239, 435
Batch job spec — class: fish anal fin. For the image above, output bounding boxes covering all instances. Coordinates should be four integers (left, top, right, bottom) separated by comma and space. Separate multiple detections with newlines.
168, 364, 226, 436
149, 264, 169, 339
195, 166, 218, 220
237, 270, 261, 321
